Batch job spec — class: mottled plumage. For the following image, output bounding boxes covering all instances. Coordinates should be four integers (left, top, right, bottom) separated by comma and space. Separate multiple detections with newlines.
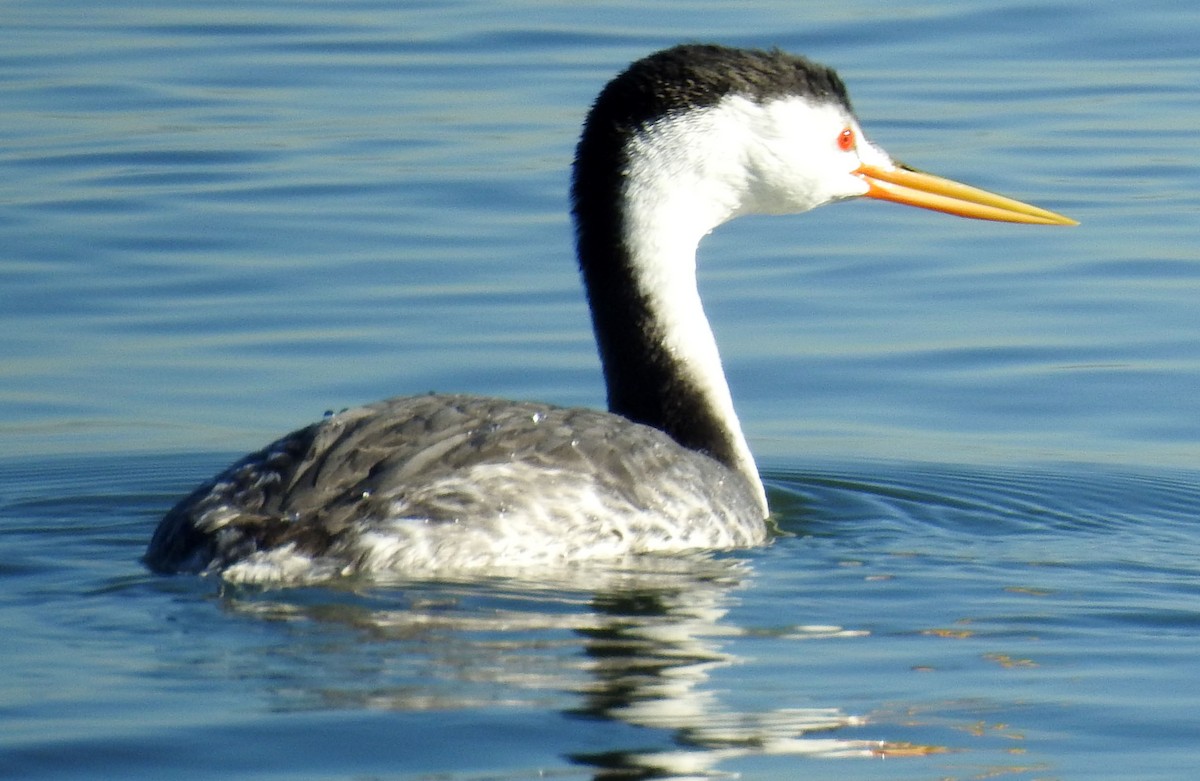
147, 395, 765, 582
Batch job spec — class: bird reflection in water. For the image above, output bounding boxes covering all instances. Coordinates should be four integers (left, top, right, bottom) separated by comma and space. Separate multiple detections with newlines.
215, 556, 942, 779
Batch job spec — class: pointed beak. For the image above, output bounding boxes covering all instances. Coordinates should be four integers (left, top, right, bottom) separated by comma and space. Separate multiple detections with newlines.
855, 163, 1077, 226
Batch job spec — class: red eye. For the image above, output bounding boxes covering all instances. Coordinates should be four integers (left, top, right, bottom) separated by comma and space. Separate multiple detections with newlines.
837, 127, 856, 152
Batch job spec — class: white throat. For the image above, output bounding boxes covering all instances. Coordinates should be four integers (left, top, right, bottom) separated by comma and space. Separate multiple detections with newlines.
618, 102, 774, 513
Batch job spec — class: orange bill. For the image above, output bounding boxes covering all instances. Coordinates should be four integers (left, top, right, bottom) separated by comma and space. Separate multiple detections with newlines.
856, 163, 1077, 226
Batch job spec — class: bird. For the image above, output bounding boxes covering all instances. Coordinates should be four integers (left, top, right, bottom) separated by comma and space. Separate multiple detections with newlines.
144, 44, 1075, 584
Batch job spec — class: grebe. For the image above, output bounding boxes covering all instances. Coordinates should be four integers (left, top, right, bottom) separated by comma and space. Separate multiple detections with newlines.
145, 44, 1074, 583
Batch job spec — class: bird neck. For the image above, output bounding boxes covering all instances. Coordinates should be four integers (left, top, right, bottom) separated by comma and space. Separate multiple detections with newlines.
573, 118, 767, 515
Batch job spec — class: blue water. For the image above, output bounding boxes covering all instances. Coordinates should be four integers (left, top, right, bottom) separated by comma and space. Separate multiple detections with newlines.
2, 0, 1199, 778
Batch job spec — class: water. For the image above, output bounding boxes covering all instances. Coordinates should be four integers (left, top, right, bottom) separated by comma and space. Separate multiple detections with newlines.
2, 0, 1198, 778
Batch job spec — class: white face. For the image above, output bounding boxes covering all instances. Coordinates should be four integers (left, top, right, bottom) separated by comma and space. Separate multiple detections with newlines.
621, 92, 899, 251
726, 93, 894, 215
